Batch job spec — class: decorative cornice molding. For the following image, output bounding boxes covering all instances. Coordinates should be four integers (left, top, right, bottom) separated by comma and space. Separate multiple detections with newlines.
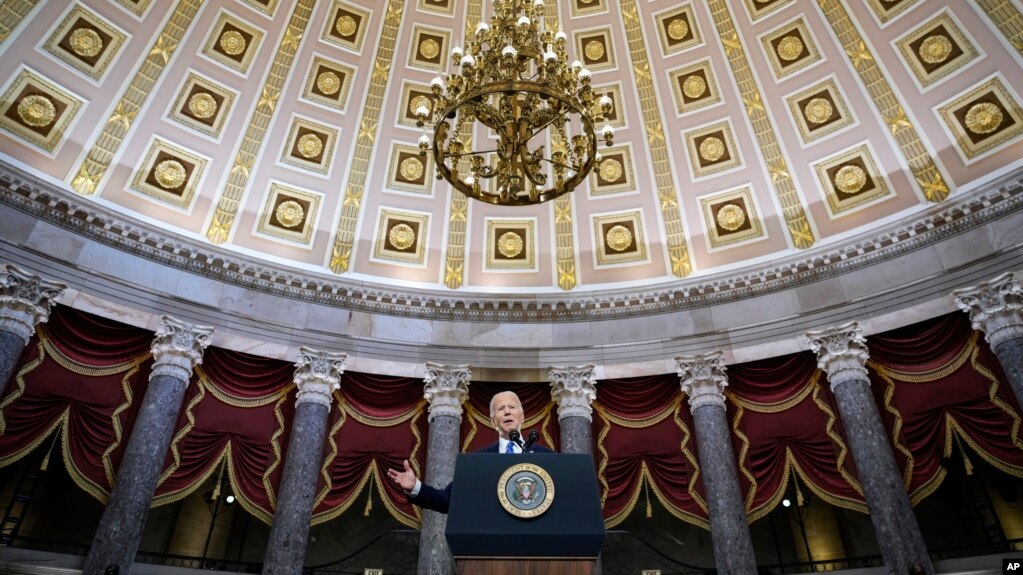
806, 321, 870, 391
423, 362, 471, 422
1, 160, 1021, 324
676, 351, 728, 412
294, 346, 347, 409
549, 364, 597, 421
954, 272, 1023, 349
150, 316, 214, 383
0, 263, 66, 344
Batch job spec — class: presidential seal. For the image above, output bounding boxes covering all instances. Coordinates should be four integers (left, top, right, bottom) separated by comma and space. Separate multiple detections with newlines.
497, 462, 554, 519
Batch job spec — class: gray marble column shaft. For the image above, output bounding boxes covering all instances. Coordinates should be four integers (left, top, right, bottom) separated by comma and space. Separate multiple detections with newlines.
0, 331, 26, 396
808, 322, 932, 575
676, 352, 756, 575
993, 338, 1023, 405
0, 264, 66, 395
263, 348, 346, 575
417, 363, 470, 575
84, 317, 213, 575
955, 272, 1023, 409
550, 365, 597, 454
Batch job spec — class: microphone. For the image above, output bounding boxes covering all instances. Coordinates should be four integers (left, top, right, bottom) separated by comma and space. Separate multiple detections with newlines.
523, 430, 540, 452
509, 429, 523, 447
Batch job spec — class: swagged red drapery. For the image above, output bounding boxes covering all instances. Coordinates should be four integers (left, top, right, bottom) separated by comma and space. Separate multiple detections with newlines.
866, 313, 1023, 503
725, 352, 865, 521
0, 306, 426, 527
594, 374, 706, 527
0, 306, 1021, 529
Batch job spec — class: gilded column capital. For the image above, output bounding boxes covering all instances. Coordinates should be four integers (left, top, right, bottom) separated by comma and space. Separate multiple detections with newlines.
0, 264, 67, 344
423, 362, 471, 422
954, 272, 1023, 348
806, 321, 870, 390
676, 351, 728, 412
549, 364, 597, 422
294, 347, 346, 409
150, 316, 214, 383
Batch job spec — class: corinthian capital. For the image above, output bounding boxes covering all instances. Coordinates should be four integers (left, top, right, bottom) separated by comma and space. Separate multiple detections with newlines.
549, 364, 597, 422
150, 316, 214, 382
294, 347, 347, 408
0, 264, 67, 344
806, 321, 870, 390
676, 351, 728, 412
423, 362, 471, 422
954, 272, 1023, 348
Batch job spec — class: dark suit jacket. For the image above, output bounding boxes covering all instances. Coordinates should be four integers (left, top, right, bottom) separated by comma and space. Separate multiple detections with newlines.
409, 441, 555, 514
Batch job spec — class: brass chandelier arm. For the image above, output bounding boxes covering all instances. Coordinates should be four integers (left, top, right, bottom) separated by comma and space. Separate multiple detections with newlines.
417, 0, 613, 206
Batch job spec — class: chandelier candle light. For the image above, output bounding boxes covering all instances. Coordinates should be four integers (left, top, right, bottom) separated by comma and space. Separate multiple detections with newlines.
417, 0, 614, 206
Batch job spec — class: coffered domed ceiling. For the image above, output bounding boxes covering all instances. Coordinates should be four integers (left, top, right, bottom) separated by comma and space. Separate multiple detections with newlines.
1, 0, 1022, 297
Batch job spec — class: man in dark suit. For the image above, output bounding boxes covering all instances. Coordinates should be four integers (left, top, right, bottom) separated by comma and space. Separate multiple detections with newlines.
386, 390, 554, 513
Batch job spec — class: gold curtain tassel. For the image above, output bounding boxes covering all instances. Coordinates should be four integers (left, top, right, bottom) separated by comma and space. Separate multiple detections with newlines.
211, 457, 227, 500
644, 479, 652, 518
40, 433, 58, 472
954, 433, 974, 476
364, 479, 374, 517
795, 482, 805, 508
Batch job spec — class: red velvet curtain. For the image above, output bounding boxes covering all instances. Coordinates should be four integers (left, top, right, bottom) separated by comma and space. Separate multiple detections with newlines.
866, 313, 1023, 503
594, 374, 706, 527
0, 307, 152, 502
313, 372, 426, 527
3, 306, 1022, 531
152, 347, 296, 524
726, 352, 865, 521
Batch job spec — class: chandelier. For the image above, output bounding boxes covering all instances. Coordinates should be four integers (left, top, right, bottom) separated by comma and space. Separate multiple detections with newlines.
416, 0, 614, 206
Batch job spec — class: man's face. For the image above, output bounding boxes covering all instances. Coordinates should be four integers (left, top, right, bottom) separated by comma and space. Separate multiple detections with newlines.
490, 392, 524, 439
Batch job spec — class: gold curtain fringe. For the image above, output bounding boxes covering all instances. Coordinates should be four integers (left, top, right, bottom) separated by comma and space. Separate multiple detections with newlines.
342, 399, 423, 427
673, 403, 708, 515
40, 329, 148, 376
151, 443, 231, 509
730, 403, 758, 512
157, 376, 207, 487
876, 369, 916, 488
866, 331, 978, 383
970, 347, 1023, 452
0, 340, 44, 436
313, 400, 348, 510
602, 461, 710, 530
197, 366, 292, 408
102, 365, 139, 487
262, 394, 289, 511
726, 370, 821, 413
812, 381, 864, 497
947, 417, 1023, 480
593, 397, 682, 428
310, 462, 419, 529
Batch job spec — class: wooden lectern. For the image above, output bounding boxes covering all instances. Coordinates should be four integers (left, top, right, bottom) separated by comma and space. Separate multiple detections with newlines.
445, 453, 605, 575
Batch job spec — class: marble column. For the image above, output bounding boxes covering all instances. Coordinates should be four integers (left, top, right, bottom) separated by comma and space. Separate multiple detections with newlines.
263, 347, 347, 575
954, 272, 1023, 409
807, 322, 932, 575
84, 317, 213, 575
549, 364, 597, 454
0, 264, 66, 396
676, 352, 756, 575
417, 362, 470, 575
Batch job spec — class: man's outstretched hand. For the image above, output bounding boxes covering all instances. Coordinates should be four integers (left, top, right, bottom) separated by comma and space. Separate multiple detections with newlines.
387, 459, 417, 492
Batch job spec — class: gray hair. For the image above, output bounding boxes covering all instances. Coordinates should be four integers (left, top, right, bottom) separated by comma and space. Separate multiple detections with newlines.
489, 391, 522, 418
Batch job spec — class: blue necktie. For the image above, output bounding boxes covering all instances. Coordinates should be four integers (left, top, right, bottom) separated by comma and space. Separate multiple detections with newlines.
505, 441, 515, 454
